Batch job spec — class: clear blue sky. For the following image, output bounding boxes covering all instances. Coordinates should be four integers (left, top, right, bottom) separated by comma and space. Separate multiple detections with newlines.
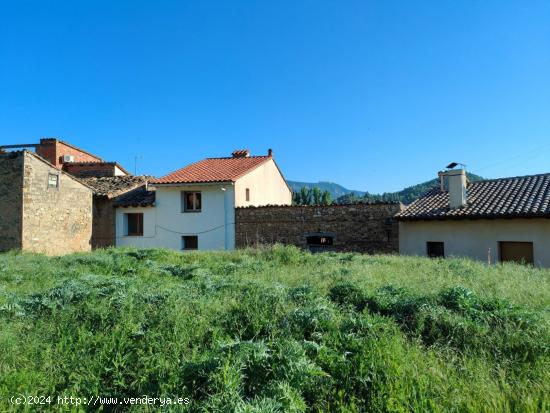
1, 1, 549, 193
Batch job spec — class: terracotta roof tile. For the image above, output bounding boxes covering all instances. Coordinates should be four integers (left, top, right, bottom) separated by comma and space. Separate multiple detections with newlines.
151, 156, 271, 185
396, 173, 550, 221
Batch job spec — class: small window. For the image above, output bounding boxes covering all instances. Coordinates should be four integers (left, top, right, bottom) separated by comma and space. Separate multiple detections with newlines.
246, 188, 250, 202
125, 213, 143, 236
306, 236, 334, 246
182, 235, 198, 250
427, 242, 445, 258
182, 191, 202, 212
48, 173, 59, 188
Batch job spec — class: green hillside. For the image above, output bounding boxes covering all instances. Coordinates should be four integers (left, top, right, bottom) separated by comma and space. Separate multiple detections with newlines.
1, 247, 548, 412
287, 180, 365, 199
336, 172, 484, 205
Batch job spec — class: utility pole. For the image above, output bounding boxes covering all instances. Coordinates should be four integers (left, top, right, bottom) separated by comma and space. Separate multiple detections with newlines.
134, 155, 143, 175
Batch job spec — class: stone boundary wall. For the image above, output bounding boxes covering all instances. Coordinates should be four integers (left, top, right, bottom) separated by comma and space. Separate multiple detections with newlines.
235, 203, 403, 253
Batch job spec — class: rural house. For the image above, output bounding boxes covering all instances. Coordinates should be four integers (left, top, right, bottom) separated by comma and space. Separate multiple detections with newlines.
396, 168, 550, 267
115, 149, 292, 250
0, 150, 93, 255
0, 138, 150, 253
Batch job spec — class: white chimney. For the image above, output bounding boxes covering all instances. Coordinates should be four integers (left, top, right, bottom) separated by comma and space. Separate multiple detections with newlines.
439, 168, 467, 209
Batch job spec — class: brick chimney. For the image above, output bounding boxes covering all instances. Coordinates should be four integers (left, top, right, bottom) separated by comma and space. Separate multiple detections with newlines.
439, 168, 467, 209
231, 149, 250, 158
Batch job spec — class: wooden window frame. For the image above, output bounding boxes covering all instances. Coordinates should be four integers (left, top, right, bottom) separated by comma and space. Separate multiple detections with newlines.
182, 191, 202, 213
125, 213, 144, 236
245, 188, 250, 202
498, 241, 534, 265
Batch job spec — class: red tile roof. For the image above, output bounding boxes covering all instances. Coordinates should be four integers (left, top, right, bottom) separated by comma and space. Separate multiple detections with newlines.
152, 156, 272, 185
396, 173, 550, 221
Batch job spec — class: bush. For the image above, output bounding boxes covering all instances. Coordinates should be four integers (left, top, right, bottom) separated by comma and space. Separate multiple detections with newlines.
328, 282, 367, 310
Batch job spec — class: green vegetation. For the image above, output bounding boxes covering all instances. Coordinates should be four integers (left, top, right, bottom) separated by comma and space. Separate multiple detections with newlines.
292, 186, 333, 205
1, 246, 549, 412
336, 172, 484, 205
288, 181, 364, 200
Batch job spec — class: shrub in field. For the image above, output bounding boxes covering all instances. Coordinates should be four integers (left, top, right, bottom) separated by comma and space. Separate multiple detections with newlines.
222, 285, 286, 340
328, 282, 367, 310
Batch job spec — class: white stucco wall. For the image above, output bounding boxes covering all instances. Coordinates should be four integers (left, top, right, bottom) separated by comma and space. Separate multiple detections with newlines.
115, 206, 157, 248
399, 219, 550, 267
115, 184, 235, 251
234, 159, 292, 207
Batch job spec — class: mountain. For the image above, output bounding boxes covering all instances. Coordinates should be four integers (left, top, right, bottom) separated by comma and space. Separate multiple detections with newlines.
288, 173, 484, 206
287, 181, 365, 199
335, 172, 484, 205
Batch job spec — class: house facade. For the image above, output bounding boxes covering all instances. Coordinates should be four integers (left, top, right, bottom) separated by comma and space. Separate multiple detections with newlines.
0, 151, 93, 255
0, 138, 147, 253
115, 149, 292, 251
396, 168, 550, 267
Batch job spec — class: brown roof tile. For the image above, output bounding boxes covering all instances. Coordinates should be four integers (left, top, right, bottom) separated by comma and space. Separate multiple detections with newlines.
81, 176, 152, 198
151, 156, 272, 185
113, 186, 155, 207
395, 173, 550, 221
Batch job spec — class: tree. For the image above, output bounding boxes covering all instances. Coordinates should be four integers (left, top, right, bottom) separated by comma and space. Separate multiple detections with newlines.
321, 190, 332, 205
299, 187, 312, 205
312, 187, 322, 205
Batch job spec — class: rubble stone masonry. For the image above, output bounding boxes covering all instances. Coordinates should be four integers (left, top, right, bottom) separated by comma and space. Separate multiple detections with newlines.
235, 203, 403, 253
0, 152, 24, 250
21, 152, 93, 254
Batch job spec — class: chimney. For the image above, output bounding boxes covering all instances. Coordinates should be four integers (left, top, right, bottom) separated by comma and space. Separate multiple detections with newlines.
267, 148, 273, 157
231, 149, 250, 158
439, 168, 467, 209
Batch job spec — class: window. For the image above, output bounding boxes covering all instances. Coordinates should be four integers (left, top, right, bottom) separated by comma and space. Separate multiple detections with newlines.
125, 213, 143, 236
427, 242, 445, 258
306, 235, 334, 246
306, 233, 335, 253
182, 191, 202, 212
182, 235, 198, 250
48, 173, 59, 188
246, 188, 250, 202
499, 242, 534, 265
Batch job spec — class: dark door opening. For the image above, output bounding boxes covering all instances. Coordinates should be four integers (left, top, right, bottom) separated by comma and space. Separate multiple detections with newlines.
499, 242, 534, 265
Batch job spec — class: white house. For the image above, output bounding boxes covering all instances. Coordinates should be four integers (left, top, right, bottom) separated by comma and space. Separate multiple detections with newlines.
114, 149, 292, 251
396, 168, 550, 267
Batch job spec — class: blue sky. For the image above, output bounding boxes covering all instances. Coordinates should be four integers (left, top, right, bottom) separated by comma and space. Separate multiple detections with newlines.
1, 1, 549, 193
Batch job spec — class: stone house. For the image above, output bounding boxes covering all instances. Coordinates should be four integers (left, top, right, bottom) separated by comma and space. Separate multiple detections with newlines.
115, 149, 292, 251
0, 138, 150, 253
396, 168, 550, 267
0, 150, 93, 255
81, 176, 152, 248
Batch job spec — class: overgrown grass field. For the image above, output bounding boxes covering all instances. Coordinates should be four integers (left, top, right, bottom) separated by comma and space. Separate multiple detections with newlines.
0, 246, 549, 412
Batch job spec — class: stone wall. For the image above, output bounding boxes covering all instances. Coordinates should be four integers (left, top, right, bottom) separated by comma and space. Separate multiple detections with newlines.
21, 152, 93, 255
91, 197, 116, 248
235, 203, 403, 253
0, 152, 24, 251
